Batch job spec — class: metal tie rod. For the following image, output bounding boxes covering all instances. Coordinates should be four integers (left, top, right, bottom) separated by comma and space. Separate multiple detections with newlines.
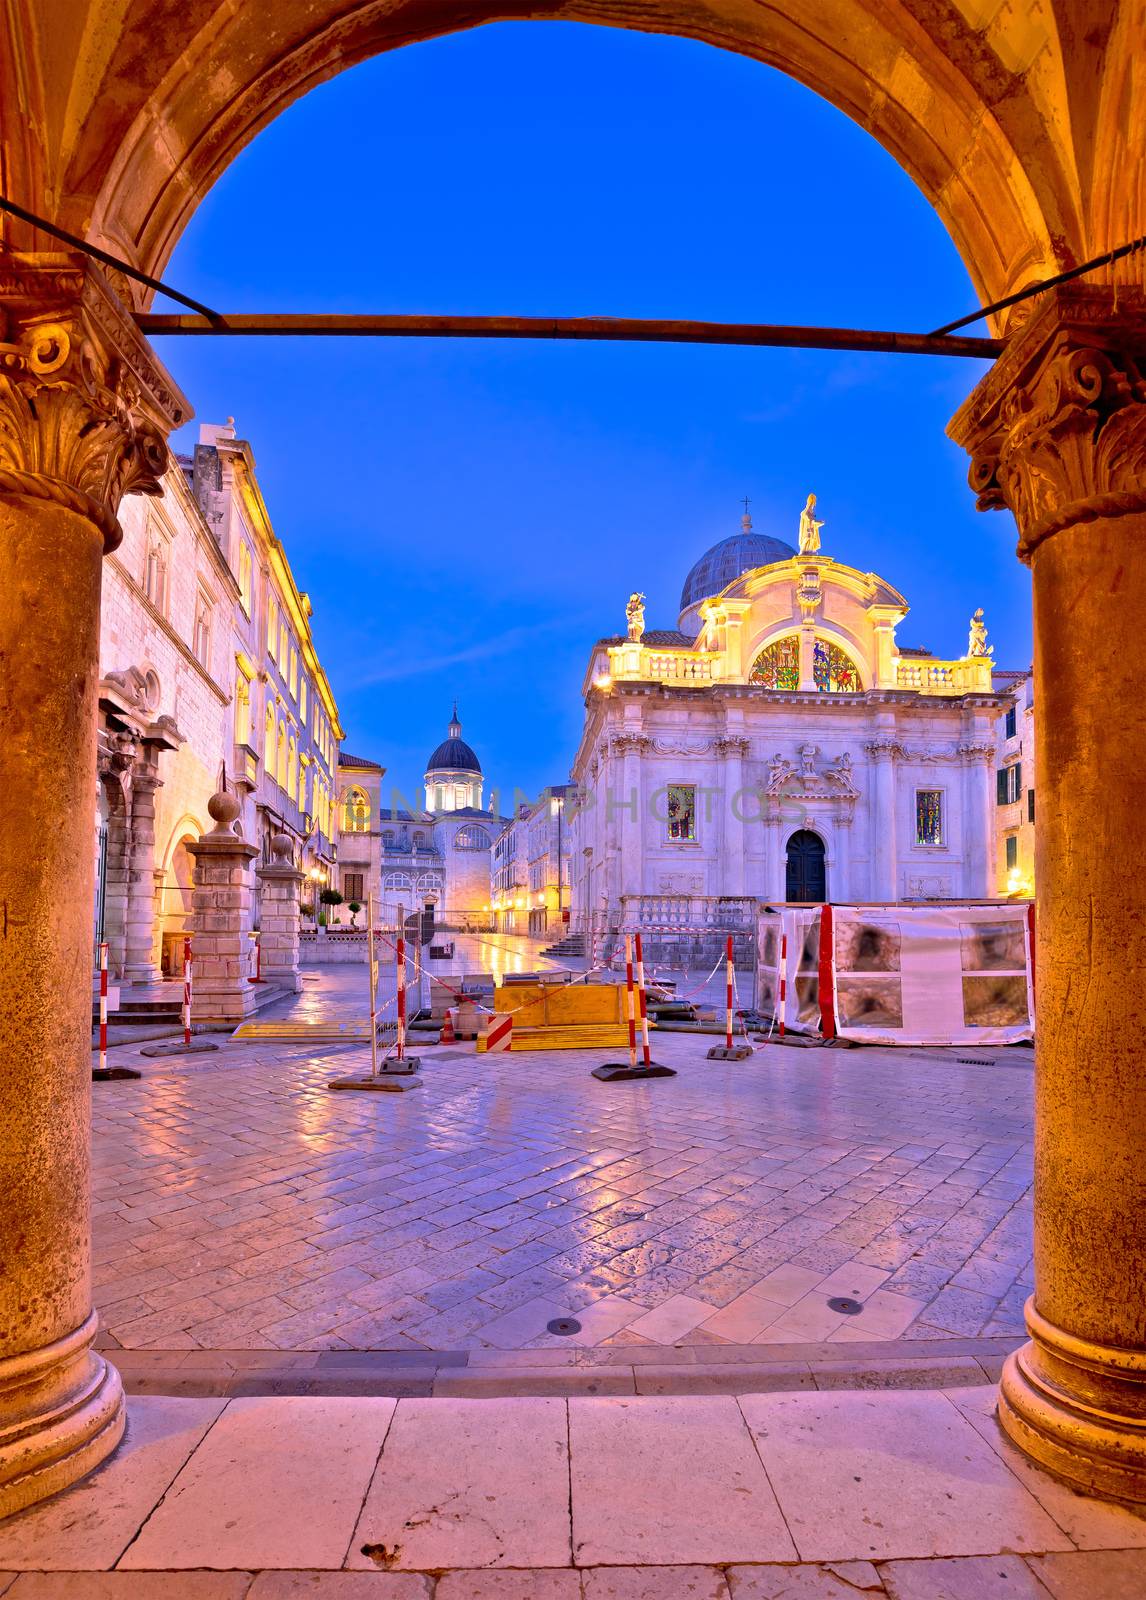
136, 312, 1002, 359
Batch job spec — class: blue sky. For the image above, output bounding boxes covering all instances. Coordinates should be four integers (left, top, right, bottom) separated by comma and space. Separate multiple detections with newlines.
159, 21, 1031, 806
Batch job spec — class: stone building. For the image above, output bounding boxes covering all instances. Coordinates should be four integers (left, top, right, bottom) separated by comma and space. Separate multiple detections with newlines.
334, 753, 385, 919
569, 508, 1008, 928
95, 420, 342, 982
492, 786, 575, 935
993, 668, 1035, 897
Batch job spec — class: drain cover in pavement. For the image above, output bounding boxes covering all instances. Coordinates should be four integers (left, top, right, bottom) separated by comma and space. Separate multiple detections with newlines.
827, 1297, 864, 1315
546, 1317, 582, 1336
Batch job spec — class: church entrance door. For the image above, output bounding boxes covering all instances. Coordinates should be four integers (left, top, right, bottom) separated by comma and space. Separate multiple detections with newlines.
786, 830, 826, 902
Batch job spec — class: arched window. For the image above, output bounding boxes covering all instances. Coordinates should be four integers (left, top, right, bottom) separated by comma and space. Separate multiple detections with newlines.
749, 637, 799, 690
277, 721, 287, 792
749, 636, 862, 693
454, 825, 491, 851
238, 543, 253, 616
343, 788, 370, 833
235, 675, 251, 745
264, 703, 276, 781
288, 736, 298, 803
144, 545, 166, 609
813, 639, 861, 692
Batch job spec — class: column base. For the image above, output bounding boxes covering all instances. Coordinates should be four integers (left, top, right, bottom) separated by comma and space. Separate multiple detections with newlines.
0, 1312, 125, 1518
998, 1298, 1146, 1504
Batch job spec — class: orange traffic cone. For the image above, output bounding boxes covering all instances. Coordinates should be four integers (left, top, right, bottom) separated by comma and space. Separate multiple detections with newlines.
440, 1007, 456, 1045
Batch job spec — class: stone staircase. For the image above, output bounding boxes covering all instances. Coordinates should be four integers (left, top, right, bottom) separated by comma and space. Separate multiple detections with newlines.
541, 931, 587, 960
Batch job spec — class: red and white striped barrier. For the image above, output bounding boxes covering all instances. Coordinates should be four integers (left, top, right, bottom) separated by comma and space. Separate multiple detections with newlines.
249, 931, 263, 984
182, 936, 193, 1047
723, 934, 734, 1051
98, 942, 109, 1073
623, 932, 638, 1070
396, 932, 408, 1063
484, 1014, 513, 1053
778, 931, 787, 1041
634, 932, 653, 1070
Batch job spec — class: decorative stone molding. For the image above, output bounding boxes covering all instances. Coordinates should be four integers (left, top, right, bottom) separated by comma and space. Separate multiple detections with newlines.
949, 286, 1146, 560
863, 738, 905, 762
610, 734, 651, 755
0, 254, 188, 552
714, 736, 750, 756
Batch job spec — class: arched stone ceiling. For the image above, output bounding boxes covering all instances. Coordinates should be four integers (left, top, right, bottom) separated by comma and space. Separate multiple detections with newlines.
2, 0, 1141, 319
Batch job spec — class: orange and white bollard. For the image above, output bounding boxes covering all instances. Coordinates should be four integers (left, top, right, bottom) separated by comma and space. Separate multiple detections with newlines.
182, 936, 193, 1047
724, 934, 734, 1052
440, 1007, 456, 1045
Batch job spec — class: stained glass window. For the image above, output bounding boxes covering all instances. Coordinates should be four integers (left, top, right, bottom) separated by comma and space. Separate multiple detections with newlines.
750, 636, 861, 692
667, 784, 696, 842
916, 789, 944, 846
813, 639, 861, 692
749, 637, 800, 689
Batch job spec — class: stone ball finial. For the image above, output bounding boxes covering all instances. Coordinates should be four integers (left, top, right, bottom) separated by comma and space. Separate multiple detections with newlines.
207, 788, 241, 833
271, 831, 293, 864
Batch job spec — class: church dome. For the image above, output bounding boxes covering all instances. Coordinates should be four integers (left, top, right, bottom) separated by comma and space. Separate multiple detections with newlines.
679, 516, 797, 619
426, 705, 481, 775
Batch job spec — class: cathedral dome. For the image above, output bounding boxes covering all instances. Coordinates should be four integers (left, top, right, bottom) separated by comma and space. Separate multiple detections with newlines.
426, 705, 481, 775
679, 517, 797, 619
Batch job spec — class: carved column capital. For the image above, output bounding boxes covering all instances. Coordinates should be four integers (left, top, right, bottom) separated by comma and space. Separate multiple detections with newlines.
949, 287, 1146, 561
0, 254, 189, 552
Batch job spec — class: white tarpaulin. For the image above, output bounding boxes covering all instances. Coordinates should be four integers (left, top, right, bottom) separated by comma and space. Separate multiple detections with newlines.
759, 902, 1034, 1046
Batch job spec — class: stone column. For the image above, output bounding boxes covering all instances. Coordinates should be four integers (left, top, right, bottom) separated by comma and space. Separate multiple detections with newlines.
958, 743, 995, 898
718, 736, 748, 897
763, 814, 785, 901
864, 739, 899, 901
0, 255, 186, 1514
256, 832, 304, 994
187, 791, 260, 1025
949, 285, 1146, 1502
122, 759, 162, 982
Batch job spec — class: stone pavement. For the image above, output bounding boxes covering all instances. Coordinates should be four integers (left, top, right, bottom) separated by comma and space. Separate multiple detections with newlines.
0, 1388, 1144, 1595
92, 964, 1035, 1356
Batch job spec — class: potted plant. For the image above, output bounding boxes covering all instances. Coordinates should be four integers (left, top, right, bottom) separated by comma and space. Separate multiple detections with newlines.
348, 900, 362, 927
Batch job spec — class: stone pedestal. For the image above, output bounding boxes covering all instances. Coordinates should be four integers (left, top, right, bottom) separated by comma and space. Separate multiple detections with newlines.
187, 792, 260, 1025
950, 286, 1146, 1502
0, 253, 186, 1514
256, 832, 304, 994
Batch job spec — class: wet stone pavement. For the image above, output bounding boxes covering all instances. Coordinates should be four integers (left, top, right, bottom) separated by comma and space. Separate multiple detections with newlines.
91, 965, 1034, 1355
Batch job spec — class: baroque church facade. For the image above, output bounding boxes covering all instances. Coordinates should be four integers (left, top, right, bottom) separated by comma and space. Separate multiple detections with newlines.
568, 507, 1007, 926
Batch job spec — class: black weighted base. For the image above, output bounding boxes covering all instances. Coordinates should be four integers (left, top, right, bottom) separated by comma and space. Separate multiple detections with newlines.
139, 1039, 220, 1058
591, 1062, 677, 1081
92, 1066, 143, 1081
706, 1045, 754, 1060
327, 1073, 423, 1093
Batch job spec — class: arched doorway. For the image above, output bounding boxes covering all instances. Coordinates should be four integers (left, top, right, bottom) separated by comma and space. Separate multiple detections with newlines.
785, 829, 825, 903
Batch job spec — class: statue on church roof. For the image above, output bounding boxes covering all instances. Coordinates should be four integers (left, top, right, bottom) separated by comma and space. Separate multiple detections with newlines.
626, 592, 646, 643
798, 492, 824, 554
967, 607, 993, 659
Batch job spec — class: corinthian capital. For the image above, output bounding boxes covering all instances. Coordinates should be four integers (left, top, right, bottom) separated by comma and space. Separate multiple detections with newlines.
948, 287, 1146, 561
0, 254, 189, 551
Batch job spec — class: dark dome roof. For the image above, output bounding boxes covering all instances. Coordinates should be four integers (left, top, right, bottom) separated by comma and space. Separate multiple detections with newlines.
679, 522, 797, 616
426, 706, 481, 775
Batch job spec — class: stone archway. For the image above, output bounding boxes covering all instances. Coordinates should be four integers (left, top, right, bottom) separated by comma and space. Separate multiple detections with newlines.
7, 2, 1140, 310
2, 0, 1146, 1519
